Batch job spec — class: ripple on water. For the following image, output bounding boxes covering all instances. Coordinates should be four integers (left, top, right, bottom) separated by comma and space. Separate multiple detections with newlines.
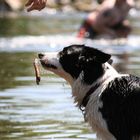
0, 77, 97, 140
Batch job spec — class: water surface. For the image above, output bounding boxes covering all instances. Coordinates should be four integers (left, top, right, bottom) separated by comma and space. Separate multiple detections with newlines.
1, 11, 140, 140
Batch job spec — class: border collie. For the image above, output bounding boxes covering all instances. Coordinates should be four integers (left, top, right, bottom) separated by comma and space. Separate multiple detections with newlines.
38, 44, 140, 140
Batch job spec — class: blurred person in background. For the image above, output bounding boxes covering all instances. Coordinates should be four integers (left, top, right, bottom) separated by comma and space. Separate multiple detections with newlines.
77, 0, 135, 39
25, 0, 134, 39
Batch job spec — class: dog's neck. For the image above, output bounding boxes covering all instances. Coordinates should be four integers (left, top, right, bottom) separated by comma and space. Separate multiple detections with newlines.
72, 62, 120, 107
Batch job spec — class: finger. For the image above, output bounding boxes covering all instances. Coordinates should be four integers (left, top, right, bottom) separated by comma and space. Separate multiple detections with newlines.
27, 4, 42, 12
27, 0, 46, 12
43, 0, 47, 4
27, 6, 36, 12
27, 1, 39, 12
37, 0, 46, 6
38, 4, 46, 11
39, 0, 46, 7
41, 0, 47, 4
39, 0, 47, 6
25, 0, 34, 6
44, 0, 47, 2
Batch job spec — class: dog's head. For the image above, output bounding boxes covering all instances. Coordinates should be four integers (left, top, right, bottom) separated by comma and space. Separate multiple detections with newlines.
38, 44, 111, 85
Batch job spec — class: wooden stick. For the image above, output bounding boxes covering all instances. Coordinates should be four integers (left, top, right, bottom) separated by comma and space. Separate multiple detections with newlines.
33, 59, 41, 85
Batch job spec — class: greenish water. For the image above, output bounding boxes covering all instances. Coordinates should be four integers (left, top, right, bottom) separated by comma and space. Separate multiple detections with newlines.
0, 14, 81, 36
1, 11, 140, 140
0, 50, 140, 140
0, 52, 35, 89
0, 51, 90, 139
0, 12, 139, 37
0, 53, 95, 140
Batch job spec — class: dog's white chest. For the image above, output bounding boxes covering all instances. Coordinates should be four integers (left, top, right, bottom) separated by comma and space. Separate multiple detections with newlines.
85, 82, 116, 140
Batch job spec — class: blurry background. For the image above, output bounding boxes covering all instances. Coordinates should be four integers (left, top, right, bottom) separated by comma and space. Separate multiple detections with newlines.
1, 0, 140, 140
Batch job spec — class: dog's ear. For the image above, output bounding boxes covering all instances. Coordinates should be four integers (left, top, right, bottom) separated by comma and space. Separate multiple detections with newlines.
77, 47, 112, 84
78, 49, 111, 66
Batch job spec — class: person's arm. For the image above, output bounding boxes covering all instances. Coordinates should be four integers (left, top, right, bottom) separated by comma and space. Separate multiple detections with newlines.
25, 0, 47, 12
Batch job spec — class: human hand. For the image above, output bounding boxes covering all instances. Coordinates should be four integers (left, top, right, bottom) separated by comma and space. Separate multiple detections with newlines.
25, 0, 47, 12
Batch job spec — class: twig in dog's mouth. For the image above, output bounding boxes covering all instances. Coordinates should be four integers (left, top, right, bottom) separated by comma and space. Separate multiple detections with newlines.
33, 58, 41, 85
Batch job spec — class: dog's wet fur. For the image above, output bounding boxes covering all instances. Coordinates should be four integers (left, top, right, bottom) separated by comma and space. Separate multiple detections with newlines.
38, 44, 140, 140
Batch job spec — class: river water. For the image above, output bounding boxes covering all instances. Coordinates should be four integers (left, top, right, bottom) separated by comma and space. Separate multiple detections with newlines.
1, 10, 140, 140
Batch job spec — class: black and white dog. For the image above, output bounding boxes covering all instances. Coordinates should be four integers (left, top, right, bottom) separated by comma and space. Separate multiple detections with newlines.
38, 44, 140, 140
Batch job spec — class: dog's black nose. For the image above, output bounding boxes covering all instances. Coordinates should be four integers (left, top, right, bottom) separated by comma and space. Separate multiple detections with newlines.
38, 53, 44, 59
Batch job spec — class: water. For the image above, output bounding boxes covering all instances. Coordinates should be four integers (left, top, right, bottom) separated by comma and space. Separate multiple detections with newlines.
1, 11, 140, 140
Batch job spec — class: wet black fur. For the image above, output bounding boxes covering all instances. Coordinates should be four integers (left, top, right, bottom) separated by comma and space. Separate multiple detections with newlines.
99, 75, 140, 140
58, 45, 140, 140
59, 44, 111, 84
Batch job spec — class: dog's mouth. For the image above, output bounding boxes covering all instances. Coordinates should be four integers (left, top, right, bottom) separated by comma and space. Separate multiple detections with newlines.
40, 60, 57, 69
38, 53, 57, 70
